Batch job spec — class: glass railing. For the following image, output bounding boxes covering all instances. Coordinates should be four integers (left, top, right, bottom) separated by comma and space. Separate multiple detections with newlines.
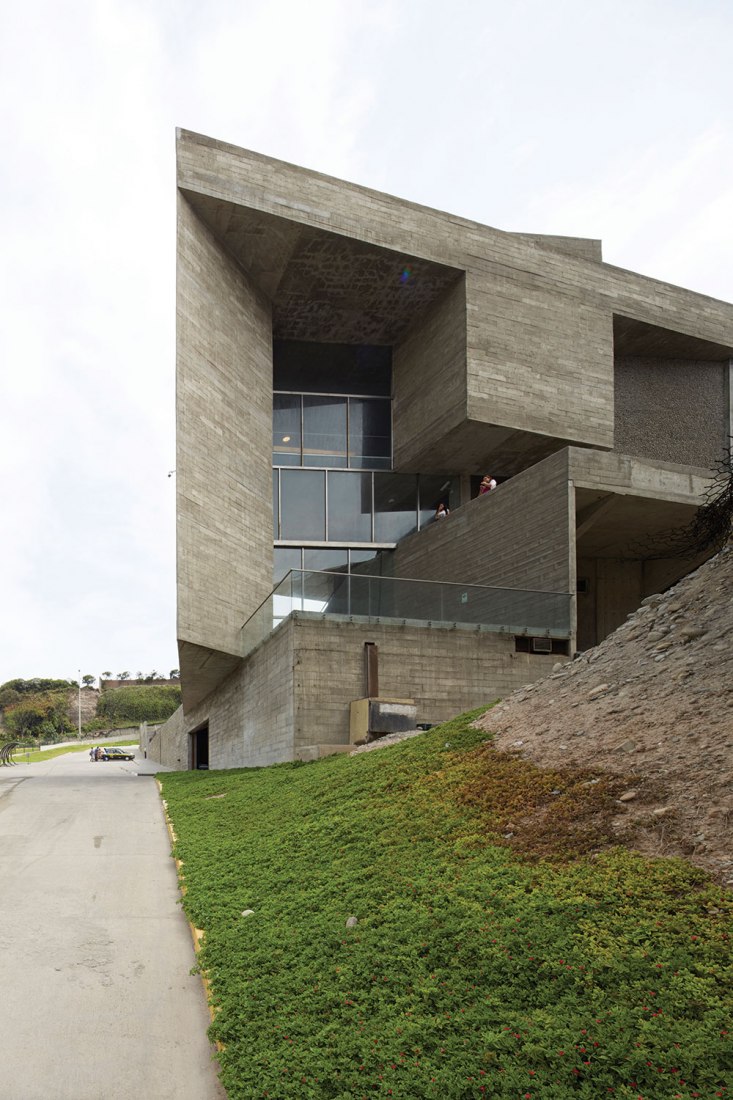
241, 570, 571, 658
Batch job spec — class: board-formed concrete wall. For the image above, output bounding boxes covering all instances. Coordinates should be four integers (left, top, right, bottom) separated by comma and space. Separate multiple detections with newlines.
177, 130, 733, 472
176, 195, 273, 661
393, 278, 467, 469
575, 550, 710, 650
465, 271, 614, 450
146, 705, 185, 770
290, 617, 559, 751
147, 616, 561, 770
387, 448, 573, 595
173, 132, 733, 747
567, 447, 712, 502
152, 619, 297, 770
614, 358, 727, 468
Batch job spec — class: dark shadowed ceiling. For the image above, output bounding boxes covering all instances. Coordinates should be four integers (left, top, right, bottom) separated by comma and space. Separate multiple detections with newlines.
182, 190, 463, 344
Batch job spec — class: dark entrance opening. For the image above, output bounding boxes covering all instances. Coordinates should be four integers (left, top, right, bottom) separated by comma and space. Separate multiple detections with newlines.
190, 723, 209, 770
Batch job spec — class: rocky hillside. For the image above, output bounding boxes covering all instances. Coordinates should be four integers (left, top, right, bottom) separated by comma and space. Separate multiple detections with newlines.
69, 687, 100, 725
476, 543, 733, 883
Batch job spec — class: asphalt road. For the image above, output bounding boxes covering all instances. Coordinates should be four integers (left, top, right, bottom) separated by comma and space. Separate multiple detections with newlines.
0, 750, 226, 1100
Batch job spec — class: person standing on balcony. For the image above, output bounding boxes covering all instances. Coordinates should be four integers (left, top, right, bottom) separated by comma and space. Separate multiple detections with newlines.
479, 475, 496, 494
434, 501, 450, 520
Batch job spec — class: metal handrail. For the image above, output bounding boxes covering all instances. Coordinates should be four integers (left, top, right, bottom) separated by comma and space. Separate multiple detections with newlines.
241, 570, 572, 659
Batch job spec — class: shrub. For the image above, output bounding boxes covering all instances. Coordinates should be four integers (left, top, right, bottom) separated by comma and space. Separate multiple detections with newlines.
4, 692, 74, 740
0, 677, 74, 696
96, 685, 181, 723
0, 678, 74, 715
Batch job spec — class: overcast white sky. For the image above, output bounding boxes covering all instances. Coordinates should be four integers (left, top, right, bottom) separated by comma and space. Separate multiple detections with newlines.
1, 0, 732, 685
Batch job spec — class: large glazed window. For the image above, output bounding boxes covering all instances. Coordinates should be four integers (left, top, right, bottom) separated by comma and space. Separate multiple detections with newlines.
273, 546, 387, 585
274, 468, 457, 544
273, 340, 391, 469
280, 470, 326, 540
348, 398, 391, 469
302, 396, 348, 467
273, 392, 391, 470
271, 341, 458, 554
273, 394, 301, 466
373, 472, 419, 541
327, 471, 373, 542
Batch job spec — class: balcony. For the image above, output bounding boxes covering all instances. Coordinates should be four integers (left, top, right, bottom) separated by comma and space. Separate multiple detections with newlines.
241, 570, 571, 658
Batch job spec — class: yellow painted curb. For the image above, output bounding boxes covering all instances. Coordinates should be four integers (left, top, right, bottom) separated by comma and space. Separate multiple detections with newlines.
158, 780, 225, 1054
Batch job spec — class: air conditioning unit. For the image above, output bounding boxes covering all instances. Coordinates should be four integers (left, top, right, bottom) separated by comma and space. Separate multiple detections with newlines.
531, 636, 553, 654
349, 697, 417, 744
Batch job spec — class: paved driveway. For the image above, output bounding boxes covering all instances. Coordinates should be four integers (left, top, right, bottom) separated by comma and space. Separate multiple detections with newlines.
0, 750, 225, 1100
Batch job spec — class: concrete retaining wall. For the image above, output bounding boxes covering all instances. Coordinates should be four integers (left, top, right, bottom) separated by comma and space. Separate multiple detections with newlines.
146, 616, 560, 771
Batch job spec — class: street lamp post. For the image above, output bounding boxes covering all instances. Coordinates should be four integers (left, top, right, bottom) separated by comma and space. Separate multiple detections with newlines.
78, 669, 82, 739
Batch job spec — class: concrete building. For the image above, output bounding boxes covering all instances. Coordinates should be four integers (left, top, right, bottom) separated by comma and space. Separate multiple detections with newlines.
147, 128, 733, 770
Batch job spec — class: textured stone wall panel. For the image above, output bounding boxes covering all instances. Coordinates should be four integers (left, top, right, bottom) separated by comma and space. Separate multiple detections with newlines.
614, 358, 727, 467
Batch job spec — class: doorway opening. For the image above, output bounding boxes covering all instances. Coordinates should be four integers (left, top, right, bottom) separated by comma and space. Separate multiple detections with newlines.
190, 723, 209, 770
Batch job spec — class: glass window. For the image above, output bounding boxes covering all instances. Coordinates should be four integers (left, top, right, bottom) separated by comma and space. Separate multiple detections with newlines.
303, 548, 349, 573
302, 396, 347, 467
273, 547, 302, 585
273, 470, 279, 538
418, 475, 455, 529
348, 398, 391, 469
273, 394, 301, 466
349, 548, 384, 575
280, 470, 326, 541
373, 473, 418, 542
302, 550, 347, 615
274, 341, 392, 396
327, 472, 373, 542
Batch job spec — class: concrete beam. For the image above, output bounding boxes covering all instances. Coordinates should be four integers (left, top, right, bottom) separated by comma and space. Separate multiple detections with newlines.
575, 494, 617, 539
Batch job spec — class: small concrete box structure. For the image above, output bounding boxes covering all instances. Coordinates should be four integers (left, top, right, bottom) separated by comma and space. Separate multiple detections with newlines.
150, 128, 733, 772
350, 698, 417, 745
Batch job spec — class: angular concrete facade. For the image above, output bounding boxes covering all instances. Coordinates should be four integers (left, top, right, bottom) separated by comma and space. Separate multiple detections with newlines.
149, 129, 733, 771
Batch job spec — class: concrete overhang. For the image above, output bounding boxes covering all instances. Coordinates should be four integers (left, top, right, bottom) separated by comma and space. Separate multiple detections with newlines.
395, 417, 589, 478
574, 490, 702, 558
179, 189, 592, 478
571, 449, 713, 559
180, 189, 463, 345
613, 315, 733, 360
177, 640, 242, 712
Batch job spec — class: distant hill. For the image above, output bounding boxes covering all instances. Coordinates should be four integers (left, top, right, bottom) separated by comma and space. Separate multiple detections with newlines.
1, 679, 181, 740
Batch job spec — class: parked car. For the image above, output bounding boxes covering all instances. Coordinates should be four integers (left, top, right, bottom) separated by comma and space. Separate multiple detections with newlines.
100, 747, 135, 761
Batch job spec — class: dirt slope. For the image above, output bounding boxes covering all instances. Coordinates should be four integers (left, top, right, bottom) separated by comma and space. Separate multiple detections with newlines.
475, 543, 733, 883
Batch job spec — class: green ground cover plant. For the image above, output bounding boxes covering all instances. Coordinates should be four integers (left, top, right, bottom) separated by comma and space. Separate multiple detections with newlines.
160, 711, 733, 1100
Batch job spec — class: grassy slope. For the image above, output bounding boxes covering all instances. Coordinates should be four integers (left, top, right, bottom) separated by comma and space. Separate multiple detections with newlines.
160, 711, 732, 1100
